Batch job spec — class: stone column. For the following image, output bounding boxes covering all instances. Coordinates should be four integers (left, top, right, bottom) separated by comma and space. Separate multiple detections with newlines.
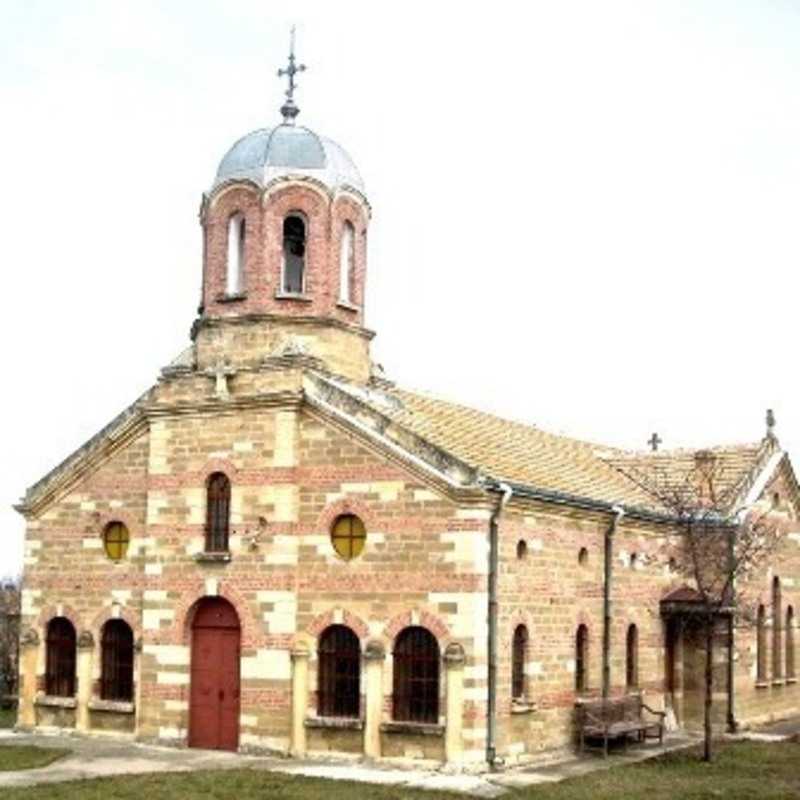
290, 646, 309, 757
75, 630, 95, 733
363, 640, 385, 760
16, 629, 40, 730
444, 643, 466, 767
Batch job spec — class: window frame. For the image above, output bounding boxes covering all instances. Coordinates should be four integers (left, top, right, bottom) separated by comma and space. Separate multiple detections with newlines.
205, 472, 231, 553
101, 619, 135, 702
773, 576, 782, 679
756, 604, 767, 683
281, 213, 308, 295
103, 521, 130, 562
575, 624, 588, 693
226, 212, 246, 296
330, 514, 366, 561
625, 623, 638, 690
338, 220, 355, 303
317, 625, 361, 719
45, 617, 76, 698
392, 626, 440, 724
512, 624, 528, 701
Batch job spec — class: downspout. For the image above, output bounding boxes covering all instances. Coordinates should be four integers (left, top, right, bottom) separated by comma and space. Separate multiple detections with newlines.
602, 505, 625, 700
487, 482, 513, 771
726, 524, 738, 732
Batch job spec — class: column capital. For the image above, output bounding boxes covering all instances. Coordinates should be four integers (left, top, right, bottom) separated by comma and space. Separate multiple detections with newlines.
77, 630, 95, 650
443, 642, 466, 666
19, 628, 39, 648
290, 646, 310, 661
364, 640, 385, 661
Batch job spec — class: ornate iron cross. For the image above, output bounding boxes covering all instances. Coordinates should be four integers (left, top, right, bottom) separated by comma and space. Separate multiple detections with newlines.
648, 432, 662, 452
278, 26, 306, 124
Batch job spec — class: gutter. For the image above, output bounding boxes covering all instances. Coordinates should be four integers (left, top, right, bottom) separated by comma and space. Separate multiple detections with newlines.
486, 481, 512, 771
602, 505, 625, 699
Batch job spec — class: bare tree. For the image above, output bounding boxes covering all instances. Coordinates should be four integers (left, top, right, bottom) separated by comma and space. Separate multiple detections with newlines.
0, 576, 21, 709
619, 450, 785, 762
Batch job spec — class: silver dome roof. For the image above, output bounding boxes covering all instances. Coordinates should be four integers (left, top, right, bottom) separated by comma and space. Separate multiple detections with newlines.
213, 125, 365, 195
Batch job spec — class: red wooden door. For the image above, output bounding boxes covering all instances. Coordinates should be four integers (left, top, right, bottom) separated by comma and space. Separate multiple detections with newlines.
189, 598, 240, 751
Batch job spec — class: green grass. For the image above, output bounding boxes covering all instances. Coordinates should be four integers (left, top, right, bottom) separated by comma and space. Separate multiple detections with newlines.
0, 741, 796, 799
0, 709, 15, 729
0, 745, 70, 772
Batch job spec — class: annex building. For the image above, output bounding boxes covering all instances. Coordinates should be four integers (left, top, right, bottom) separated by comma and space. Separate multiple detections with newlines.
13, 48, 800, 768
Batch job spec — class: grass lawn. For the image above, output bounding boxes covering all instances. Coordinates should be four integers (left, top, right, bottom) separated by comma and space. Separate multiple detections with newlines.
0, 708, 16, 729
0, 745, 70, 772
0, 741, 796, 799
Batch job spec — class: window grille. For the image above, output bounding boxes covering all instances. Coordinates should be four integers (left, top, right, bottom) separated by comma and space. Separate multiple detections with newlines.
317, 625, 360, 718
786, 606, 795, 680
392, 626, 440, 724
756, 604, 767, 682
205, 472, 231, 552
45, 617, 76, 697
330, 514, 366, 560
575, 624, 588, 693
103, 522, 130, 561
101, 620, 134, 702
773, 577, 783, 679
512, 625, 528, 700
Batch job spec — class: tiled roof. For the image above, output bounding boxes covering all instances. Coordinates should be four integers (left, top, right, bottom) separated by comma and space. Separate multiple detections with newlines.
368, 384, 656, 507
602, 440, 776, 513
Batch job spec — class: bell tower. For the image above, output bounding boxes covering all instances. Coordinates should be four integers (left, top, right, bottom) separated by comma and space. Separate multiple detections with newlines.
193, 33, 373, 384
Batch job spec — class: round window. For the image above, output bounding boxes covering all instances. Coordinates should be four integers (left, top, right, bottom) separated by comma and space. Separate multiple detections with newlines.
103, 522, 130, 561
330, 514, 366, 560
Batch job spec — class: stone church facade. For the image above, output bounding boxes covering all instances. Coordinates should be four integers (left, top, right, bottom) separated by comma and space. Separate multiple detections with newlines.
13, 66, 800, 768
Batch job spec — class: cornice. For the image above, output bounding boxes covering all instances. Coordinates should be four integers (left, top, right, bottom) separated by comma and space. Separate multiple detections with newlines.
192, 312, 375, 341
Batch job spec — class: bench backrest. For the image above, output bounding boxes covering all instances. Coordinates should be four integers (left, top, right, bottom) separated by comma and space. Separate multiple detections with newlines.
578, 695, 643, 725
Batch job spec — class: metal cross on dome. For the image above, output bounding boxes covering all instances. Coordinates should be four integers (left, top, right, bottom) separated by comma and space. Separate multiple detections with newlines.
648, 432, 662, 452
278, 26, 306, 125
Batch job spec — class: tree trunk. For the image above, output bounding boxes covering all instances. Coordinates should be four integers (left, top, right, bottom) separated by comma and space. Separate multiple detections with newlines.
704, 616, 714, 762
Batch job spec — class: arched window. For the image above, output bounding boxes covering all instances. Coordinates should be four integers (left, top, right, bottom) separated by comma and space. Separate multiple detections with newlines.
226, 212, 245, 295
205, 472, 231, 553
773, 576, 782, 679
757, 604, 767, 682
393, 626, 440, 724
786, 606, 795, 680
626, 624, 639, 690
282, 214, 306, 294
512, 624, 528, 700
339, 221, 354, 302
317, 625, 360, 718
45, 617, 76, 697
575, 624, 588, 693
101, 619, 134, 702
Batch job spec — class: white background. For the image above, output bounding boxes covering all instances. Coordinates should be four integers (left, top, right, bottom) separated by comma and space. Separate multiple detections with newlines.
1, 1, 798, 578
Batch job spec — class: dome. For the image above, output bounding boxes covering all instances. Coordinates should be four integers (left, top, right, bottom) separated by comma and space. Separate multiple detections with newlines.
212, 125, 365, 195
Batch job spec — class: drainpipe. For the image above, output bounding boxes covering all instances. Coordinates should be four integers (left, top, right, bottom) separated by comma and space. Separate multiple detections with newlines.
726, 524, 738, 732
487, 482, 513, 771
602, 505, 625, 700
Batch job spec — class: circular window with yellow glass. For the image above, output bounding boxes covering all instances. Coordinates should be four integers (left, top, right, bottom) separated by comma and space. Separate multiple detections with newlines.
330, 514, 366, 560
103, 521, 130, 561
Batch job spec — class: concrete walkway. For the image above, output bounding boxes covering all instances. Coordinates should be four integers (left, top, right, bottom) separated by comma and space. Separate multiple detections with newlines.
0, 728, 700, 796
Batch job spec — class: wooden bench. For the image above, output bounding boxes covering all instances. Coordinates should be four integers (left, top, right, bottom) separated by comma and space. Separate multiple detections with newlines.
576, 695, 666, 757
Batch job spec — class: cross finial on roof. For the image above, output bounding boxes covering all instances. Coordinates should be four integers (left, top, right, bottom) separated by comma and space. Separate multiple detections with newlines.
766, 408, 776, 439
277, 26, 306, 125
648, 432, 662, 452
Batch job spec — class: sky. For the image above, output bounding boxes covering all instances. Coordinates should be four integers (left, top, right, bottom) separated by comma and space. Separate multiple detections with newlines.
1, 0, 799, 578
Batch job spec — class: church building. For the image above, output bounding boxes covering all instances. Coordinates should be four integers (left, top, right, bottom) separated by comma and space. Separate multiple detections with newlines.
13, 44, 800, 768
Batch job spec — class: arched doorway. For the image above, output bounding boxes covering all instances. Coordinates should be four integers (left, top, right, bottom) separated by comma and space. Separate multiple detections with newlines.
189, 597, 241, 751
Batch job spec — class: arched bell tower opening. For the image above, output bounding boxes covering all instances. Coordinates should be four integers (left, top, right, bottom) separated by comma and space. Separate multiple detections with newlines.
193, 35, 374, 384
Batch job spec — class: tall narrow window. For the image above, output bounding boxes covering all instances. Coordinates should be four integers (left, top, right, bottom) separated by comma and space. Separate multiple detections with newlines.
786, 606, 795, 680
393, 626, 440, 724
101, 620, 134, 702
282, 215, 306, 294
575, 624, 588, 693
339, 221, 354, 302
317, 625, 360, 718
226, 213, 245, 295
773, 576, 782, 679
512, 625, 528, 700
626, 624, 639, 690
757, 604, 767, 682
45, 617, 76, 697
205, 472, 231, 553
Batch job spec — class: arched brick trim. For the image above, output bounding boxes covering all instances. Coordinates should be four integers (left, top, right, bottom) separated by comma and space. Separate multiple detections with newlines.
316, 498, 377, 539
304, 608, 370, 643
263, 179, 332, 208
201, 458, 239, 483
174, 580, 260, 648
37, 604, 83, 633
90, 604, 141, 642
384, 609, 450, 651
207, 181, 261, 211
